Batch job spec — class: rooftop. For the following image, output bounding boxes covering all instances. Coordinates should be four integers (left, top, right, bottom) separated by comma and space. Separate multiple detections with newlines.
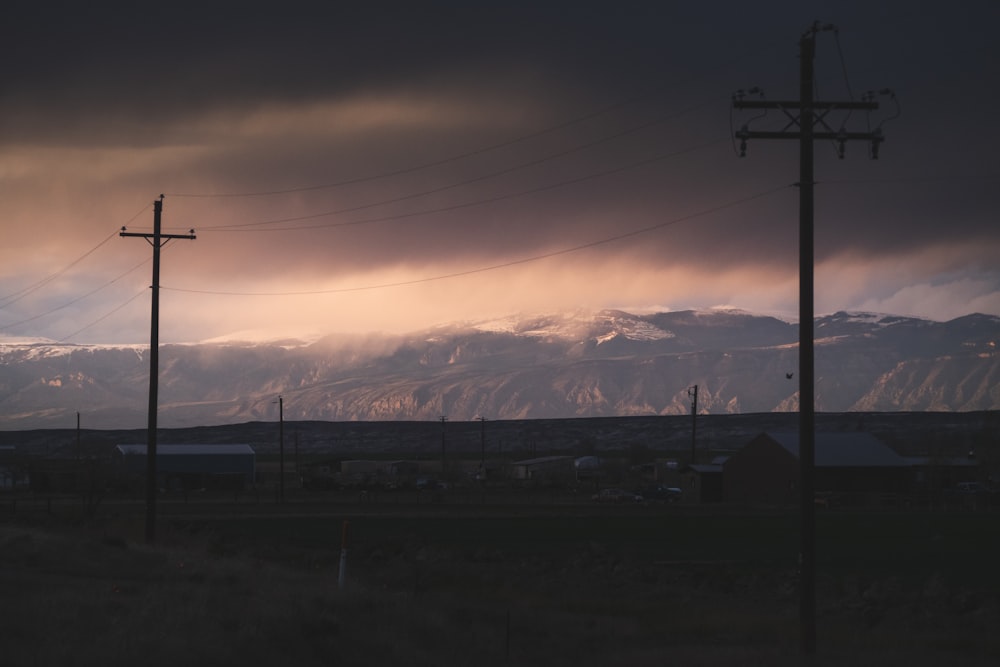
765, 432, 905, 468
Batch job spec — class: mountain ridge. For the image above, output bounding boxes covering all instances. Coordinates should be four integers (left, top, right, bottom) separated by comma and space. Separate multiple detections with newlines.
1, 309, 997, 429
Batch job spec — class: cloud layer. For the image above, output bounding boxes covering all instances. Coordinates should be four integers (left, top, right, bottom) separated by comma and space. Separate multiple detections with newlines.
2, 1, 998, 343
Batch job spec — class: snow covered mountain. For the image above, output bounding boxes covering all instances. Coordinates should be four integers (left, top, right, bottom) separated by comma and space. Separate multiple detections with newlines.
1, 309, 997, 429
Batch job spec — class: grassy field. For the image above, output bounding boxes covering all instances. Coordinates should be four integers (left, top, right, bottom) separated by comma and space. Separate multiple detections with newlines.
2, 499, 998, 666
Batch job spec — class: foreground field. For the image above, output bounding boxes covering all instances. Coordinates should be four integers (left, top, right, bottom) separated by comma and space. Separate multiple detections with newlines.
2, 500, 998, 666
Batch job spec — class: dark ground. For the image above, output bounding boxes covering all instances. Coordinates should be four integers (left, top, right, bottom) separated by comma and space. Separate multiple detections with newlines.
2, 490, 999, 666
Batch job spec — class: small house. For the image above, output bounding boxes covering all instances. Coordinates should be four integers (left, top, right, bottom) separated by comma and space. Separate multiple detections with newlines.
682, 459, 726, 504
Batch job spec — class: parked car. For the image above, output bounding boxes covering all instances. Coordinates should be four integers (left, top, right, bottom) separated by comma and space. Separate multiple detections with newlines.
592, 488, 644, 503
641, 485, 683, 503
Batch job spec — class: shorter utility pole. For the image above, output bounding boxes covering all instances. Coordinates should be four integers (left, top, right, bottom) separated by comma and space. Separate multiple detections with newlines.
120, 196, 195, 545
688, 385, 698, 463
439, 416, 448, 472
275, 395, 284, 504
477, 416, 488, 471
294, 428, 299, 485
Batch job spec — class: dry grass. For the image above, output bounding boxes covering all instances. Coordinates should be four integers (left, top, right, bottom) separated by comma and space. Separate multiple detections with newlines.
1, 509, 998, 667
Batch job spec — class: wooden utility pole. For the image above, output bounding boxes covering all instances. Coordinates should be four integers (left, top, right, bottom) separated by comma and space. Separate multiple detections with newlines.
120, 196, 196, 544
688, 385, 698, 463
439, 416, 448, 472
278, 395, 284, 504
477, 416, 487, 471
733, 23, 889, 655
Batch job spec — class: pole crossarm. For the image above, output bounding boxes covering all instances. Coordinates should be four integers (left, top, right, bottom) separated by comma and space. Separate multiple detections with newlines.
736, 130, 880, 141
734, 98, 885, 159
120, 231, 197, 241
733, 100, 878, 110
733, 91, 892, 158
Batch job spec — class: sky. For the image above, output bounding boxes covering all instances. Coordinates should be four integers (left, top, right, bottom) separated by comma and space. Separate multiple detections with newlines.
1, 1, 998, 344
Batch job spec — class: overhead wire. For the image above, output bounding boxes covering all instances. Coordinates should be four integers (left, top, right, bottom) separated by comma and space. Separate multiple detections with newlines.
0, 203, 152, 306
196, 101, 717, 232
204, 136, 731, 233
0, 256, 150, 331
57, 288, 148, 343
48, 241, 187, 343
7, 95, 719, 337
0, 229, 118, 307
163, 183, 791, 297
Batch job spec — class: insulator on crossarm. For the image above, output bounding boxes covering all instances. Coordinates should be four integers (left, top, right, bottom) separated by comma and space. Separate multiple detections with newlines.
870, 128, 883, 160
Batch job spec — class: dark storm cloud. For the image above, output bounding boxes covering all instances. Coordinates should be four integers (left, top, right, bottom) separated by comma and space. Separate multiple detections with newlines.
1, 2, 727, 147
2, 1, 999, 342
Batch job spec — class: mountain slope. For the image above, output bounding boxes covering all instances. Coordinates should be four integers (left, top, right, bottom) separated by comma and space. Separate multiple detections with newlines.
1, 310, 997, 429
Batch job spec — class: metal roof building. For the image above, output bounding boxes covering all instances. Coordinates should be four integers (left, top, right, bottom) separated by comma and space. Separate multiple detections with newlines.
766, 432, 907, 467
116, 444, 255, 489
723, 432, 909, 505
510, 455, 575, 482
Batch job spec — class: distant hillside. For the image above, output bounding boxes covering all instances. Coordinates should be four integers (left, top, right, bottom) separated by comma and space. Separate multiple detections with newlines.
2, 412, 997, 464
1, 309, 997, 429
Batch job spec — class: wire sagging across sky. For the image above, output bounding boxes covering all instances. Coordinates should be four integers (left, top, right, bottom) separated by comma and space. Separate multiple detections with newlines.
164, 183, 791, 296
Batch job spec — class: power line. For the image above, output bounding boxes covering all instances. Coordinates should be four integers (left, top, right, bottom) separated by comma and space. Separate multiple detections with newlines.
0, 229, 118, 306
202, 136, 730, 234
821, 175, 993, 185
163, 183, 789, 297
0, 204, 152, 306
197, 104, 717, 232
0, 257, 150, 331
56, 287, 148, 342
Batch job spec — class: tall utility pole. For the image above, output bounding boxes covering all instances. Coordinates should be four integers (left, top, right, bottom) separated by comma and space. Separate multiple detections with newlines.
733, 23, 888, 656
121, 196, 196, 545
688, 385, 698, 463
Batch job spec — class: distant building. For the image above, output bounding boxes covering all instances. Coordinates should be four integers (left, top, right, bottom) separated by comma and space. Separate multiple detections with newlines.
510, 455, 575, 482
574, 456, 603, 481
115, 444, 255, 490
904, 455, 981, 502
723, 432, 909, 505
682, 460, 725, 503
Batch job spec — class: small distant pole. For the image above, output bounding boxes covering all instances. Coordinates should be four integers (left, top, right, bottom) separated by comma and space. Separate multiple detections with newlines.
76, 411, 81, 460
276, 395, 284, 504
478, 416, 488, 470
439, 416, 448, 471
688, 385, 698, 463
